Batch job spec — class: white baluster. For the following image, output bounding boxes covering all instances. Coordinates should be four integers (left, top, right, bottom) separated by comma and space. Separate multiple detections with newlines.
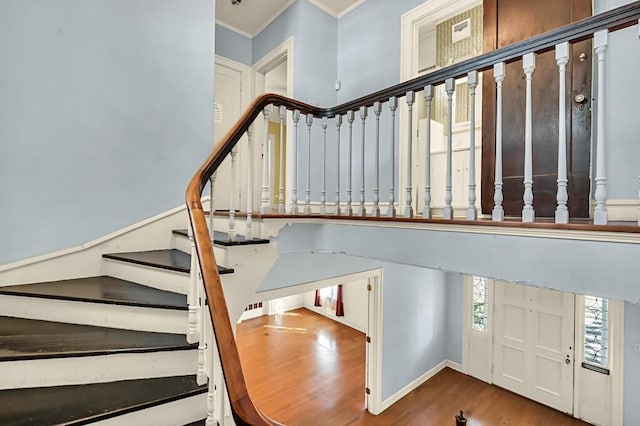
206, 367, 215, 426
405, 91, 415, 218
335, 115, 342, 216
209, 172, 216, 241
555, 43, 570, 224
594, 30, 609, 225
278, 106, 286, 214
291, 110, 300, 215
359, 106, 368, 217
492, 62, 506, 221
196, 275, 207, 385
321, 117, 328, 214
444, 79, 455, 220
228, 147, 238, 241
187, 236, 199, 343
522, 53, 536, 223
372, 102, 382, 217
260, 106, 271, 214
423, 86, 433, 219
246, 125, 254, 240
388, 97, 398, 217
346, 110, 355, 216
305, 114, 313, 215
467, 72, 478, 221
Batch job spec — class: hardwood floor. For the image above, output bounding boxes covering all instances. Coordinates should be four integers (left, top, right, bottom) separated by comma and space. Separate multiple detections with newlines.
236, 308, 589, 426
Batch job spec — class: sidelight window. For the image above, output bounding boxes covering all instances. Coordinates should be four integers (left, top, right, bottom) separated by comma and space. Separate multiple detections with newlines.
583, 296, 609, 370
471, 276, 489, 332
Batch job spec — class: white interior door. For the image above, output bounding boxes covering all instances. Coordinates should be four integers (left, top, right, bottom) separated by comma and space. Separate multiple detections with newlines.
213, 60, 244, 211
493, 281, 575, 414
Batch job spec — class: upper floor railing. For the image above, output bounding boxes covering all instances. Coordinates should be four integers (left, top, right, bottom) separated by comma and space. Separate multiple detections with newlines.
186, 3, 640, 425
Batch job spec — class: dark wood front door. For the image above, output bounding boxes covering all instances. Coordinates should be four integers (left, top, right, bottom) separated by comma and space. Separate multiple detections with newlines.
481, 0, 592, 218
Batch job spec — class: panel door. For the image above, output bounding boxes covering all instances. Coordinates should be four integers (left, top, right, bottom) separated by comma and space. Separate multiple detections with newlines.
493, 281, 575, 414
481, 0, 592, 217
213, 62, 244, 211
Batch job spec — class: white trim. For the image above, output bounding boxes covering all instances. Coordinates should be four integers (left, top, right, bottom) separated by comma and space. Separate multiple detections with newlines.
379, 360, 448, 413
601, 199, 640, 221
251, 0, 296, 38
338, 0, 367, 18
446, 360, 463, 373
306, 0, 367, 19
612, 301, 624, 426
462, 276, 472, 375
216, 55, 252, 110
366, 272, 384, 415
304, 304, 365, 333
215, 19, 252, 39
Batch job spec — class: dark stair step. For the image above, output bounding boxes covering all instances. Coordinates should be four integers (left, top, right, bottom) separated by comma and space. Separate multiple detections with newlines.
0, 316, 195, 361
173, 229, 269, 246
103, 249, 233, 274
0, 276, 187, 310
0, 375, 206, 425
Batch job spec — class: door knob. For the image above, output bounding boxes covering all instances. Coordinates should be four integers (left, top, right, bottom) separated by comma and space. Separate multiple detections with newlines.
575, 94, 586, 103
565, 358, 571, 365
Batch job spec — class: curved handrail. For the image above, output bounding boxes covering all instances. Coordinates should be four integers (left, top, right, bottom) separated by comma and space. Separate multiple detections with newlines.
185, 4, 640, 424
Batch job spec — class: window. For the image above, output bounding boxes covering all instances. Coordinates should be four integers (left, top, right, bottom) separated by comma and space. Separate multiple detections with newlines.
319, 286, 338, 309
584, 296, 609, 370
472, 277, 489, 332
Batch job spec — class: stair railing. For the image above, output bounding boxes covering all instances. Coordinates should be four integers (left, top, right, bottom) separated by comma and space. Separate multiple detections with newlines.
186, 4, 640, 425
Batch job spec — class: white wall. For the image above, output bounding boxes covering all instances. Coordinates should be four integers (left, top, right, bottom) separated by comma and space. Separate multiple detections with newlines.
0, 0, 214, 265
302, 279, 369, 333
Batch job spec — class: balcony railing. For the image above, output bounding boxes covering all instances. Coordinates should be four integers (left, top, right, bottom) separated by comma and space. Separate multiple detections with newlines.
185, 3, 640, 425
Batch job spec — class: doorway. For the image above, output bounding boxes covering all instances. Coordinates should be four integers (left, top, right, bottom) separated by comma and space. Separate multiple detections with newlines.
401, 0, 483, 216
462, 277, 624, 424
253, 38, 293, 212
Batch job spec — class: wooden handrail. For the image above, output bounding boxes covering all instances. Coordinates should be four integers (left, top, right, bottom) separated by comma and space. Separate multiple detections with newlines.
185, 4, 639, 424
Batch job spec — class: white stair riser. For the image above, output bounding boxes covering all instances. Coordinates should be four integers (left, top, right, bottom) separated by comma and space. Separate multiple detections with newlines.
0, 350, 197, 389
0, 295, 187, 333
93, 392, 207, 426
104, 260, 189, 294
172, 234, 191, 254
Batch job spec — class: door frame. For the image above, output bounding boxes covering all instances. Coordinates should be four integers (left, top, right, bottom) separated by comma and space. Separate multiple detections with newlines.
253, 37, 294, 212
399, 0, 482, 215
461, 275, 494, 382
462, 276, 625, 422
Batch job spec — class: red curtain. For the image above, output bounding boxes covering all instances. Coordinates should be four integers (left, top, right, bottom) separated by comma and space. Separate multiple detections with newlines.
335, 284, 344, 317
314, 289, 321, 306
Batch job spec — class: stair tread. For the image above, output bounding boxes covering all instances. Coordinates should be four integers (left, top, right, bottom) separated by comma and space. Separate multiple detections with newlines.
103, 249, 233, 274
173, 229, 270, 246
0, 375, 206, 425
0, 276, 187, 310
0, 316, 195, 361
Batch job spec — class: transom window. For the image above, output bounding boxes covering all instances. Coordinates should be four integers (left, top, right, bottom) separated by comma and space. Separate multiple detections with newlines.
472, 277, 489, 332
584, 295, 609, 369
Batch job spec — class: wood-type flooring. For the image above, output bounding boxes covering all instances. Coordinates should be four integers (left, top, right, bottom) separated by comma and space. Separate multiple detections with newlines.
236, 308, 589, 426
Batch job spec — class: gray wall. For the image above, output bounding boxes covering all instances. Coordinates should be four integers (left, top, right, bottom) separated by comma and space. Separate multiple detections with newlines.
216, 24, 251, 66
0, 0, 214, 265
624, 302, 640, 424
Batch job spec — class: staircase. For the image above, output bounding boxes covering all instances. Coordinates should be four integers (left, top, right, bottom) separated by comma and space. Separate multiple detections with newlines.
0, 221, 270, 425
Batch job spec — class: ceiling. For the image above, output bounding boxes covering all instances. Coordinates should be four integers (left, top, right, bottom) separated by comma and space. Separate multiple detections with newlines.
216, 0, 365, 38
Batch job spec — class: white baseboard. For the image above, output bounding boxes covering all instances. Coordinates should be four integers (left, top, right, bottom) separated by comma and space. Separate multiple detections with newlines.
380, 359, 451, 413
303, 304, 366, 333
446, 359, 463, 372
0, 198, 210, 286
604, 199, 640, 221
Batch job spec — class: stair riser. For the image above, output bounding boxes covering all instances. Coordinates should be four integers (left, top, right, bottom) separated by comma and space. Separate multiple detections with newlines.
0, 350, 197, 389
92, 392, 207, 426
172, 234, 192, 254
172, 233, 245, 270
0, 295, 187, 333
104, 260, 189, 294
